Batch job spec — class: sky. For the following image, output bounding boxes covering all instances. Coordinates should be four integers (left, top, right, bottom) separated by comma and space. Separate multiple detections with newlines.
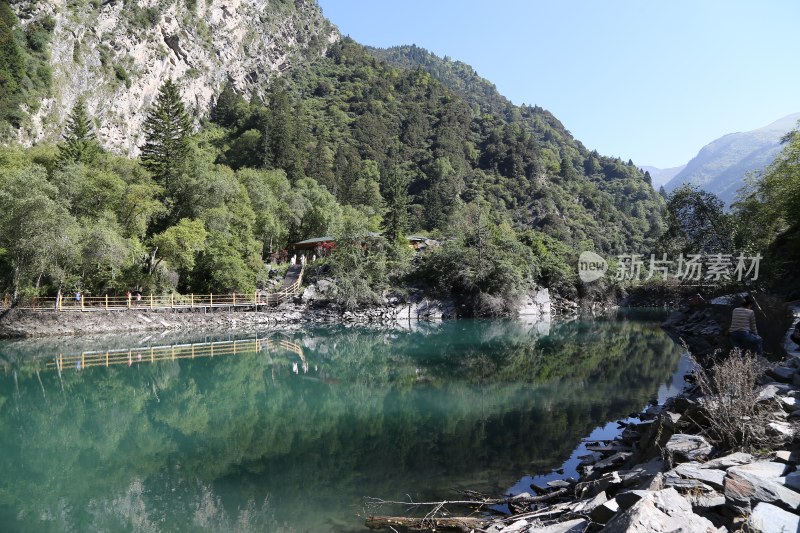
316, 0, 800, 169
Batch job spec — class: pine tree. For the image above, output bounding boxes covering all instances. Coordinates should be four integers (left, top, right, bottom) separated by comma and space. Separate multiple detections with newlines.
141, 79, 192, 192
57, 97, 100, 165
382, 163, 410, 242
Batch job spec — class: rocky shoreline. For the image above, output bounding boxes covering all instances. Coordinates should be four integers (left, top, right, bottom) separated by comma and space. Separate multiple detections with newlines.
365, 299, 800, 533
0, 286, 557, 339
470, 358, 800, 533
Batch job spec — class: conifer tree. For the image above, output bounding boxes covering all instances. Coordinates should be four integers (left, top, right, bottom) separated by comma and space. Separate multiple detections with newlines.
57, 97, 100, 165
382, 163, 410, 242
141, 79, 192, 191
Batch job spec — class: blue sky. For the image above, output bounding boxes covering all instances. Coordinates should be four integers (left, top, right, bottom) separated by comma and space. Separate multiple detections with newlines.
317, 0, 799, 168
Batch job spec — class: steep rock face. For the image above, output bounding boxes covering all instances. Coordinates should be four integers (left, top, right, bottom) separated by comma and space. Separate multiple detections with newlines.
11, 0, 338, 154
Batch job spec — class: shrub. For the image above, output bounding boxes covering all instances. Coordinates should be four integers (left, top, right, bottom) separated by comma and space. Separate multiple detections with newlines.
692, 349, 792, 451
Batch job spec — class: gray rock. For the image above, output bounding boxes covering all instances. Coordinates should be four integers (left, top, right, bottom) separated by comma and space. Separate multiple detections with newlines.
782, 471, 800, 493
775, 449, 800, 464
578, 452, 603, 466
725, 462, 800, 513
768, 365, 797, 384
600, 488, 723, 533
731, 461, 789, 479
684, 490, 726, 510
749, 501, 800, 533
665, 434, 713, 463
615, 489, 647, 510
671, 462, 726, 490
701, 452, 754, 470
768, 420, 796, 440
589, 497, 620, 524
662, 411, 682, 428
781, 396, 799, 412
499, 519, 529, 533
576, 471, 621, 498
572, 490, 607, 514
758, 383, 797, 402
528, 518, 587, 533
594, 451, 633, 470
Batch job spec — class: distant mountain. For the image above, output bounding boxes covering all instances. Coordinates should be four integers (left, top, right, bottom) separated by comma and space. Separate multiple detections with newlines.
664, 113, 800, 205
641, 165, 686, 188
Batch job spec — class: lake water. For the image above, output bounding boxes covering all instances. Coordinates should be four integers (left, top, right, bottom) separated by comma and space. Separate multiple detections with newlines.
0, 311, 685, 532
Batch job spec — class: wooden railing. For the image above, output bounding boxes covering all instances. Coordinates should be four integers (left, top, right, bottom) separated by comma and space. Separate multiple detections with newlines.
1, 265, 304, 312
46, 337, 304, 372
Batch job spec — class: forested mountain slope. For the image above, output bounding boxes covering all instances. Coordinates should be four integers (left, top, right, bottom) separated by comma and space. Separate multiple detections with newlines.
0, 3, 666, 306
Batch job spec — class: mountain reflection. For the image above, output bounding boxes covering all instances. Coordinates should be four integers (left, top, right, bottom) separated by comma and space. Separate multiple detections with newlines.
0, 314, 682, 532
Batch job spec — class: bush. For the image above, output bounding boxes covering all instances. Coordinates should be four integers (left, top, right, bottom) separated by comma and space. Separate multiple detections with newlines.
692, 349, 793, 451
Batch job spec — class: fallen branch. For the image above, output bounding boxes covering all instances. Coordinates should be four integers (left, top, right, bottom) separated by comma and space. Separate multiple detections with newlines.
366, 488, 568, 510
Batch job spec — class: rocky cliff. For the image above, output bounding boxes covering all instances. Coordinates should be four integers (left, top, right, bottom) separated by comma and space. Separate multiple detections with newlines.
11, 0, 337, 153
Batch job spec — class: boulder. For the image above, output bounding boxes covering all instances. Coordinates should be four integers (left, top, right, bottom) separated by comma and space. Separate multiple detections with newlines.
725, 462, 800, 513
600, 488, 723, 533
748, 502, 800, 533
665, 434, 713, 463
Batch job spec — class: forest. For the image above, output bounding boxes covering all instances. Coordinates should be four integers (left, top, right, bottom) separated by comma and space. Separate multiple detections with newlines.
1, 0, 799, 311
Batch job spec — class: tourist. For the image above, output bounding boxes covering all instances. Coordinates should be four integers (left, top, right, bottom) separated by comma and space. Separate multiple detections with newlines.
729, 297, 763, 356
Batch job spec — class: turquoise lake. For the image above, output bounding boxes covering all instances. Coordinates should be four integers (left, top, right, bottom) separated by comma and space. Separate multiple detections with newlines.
0, 312, 685, 532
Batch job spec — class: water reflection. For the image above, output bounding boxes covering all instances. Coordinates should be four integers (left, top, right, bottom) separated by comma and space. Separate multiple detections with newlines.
0, 314, 682, 532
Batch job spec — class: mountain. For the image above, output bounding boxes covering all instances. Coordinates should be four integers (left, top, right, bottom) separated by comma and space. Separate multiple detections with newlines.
664, 113, 800, 204
0, 0, 665, 302
362, 44, 666, 248
640, 165, 686, 188
1, 0, 336, 153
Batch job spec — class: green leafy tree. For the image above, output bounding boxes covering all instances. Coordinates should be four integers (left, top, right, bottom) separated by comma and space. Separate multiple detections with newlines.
148, 218, 207, 276
57, 98, 101, 165
329, 207, 389, 310
657, 184, 731, 256
0, 164, 79, 300
141, 79, 192, 192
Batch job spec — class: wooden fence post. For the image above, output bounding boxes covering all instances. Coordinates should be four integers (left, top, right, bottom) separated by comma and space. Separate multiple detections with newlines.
233, 293, 236, 306
105, 294, 108, 310
150, 294, 153, 309
171, 293, 174, 309
210, 293, 213, 307
190, 293, 194, 308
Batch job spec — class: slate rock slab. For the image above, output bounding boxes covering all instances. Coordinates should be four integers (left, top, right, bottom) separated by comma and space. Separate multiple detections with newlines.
749, 502, 800, 533
665, 434, 713, 463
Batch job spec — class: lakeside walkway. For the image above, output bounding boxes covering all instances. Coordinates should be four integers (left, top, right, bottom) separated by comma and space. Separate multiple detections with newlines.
1, 265, 304, 313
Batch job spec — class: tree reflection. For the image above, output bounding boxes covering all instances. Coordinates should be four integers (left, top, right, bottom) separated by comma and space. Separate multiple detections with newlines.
0, 314, 682, 532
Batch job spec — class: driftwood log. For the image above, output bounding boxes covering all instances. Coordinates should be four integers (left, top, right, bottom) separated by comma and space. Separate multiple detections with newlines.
365, 516, 486, 532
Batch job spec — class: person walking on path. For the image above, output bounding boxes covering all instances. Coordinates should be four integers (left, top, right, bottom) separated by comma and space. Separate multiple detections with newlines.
729, 297, 763, 356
